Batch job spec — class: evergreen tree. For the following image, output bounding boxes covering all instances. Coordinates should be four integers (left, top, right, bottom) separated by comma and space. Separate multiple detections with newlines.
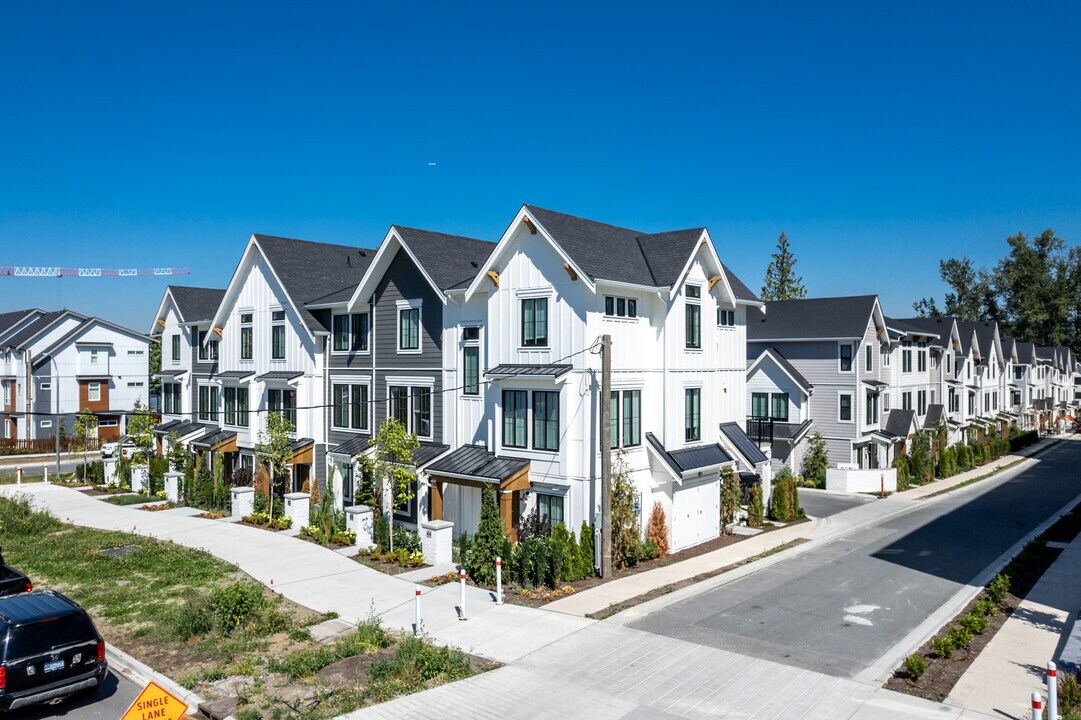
720, 465, 741, 532
761, 231, 807, 301
72, 409, 98, 481
610, 449, 640, 569
465, 487, 505, 585
801, 432, 830, 488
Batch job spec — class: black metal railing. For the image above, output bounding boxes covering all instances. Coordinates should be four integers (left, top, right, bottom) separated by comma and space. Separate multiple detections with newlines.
746, 416, 774, 445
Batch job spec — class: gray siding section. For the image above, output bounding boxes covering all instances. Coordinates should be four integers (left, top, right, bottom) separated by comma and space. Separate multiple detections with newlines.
372, 249, 444, 444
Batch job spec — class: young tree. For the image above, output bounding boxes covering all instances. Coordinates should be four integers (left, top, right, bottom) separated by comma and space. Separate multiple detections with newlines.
801, 432, 830, 488
646, 502, 669, 556
610, 449, 640, 568
126, 400, 156, 464
466, 487, 506, 585
72, 409, 98, 481
761, 231, 807, 301
164, 431, 187, 472
359, 417, 419, 553
148, 341, 162, 399
720, 465, 741, 532
257, 410, 295, 520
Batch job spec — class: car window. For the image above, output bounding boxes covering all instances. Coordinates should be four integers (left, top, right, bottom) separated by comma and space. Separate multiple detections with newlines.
6, 615, 96, 659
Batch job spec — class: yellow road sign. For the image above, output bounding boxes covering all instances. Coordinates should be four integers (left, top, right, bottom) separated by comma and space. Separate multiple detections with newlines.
120, 680, 188, 720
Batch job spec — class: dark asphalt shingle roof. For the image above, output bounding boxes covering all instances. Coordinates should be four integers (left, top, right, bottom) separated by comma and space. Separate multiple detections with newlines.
956, 321, 999, 363
0, 309, 39, 338
923, 404, 944, 429
427, 445, 530, 483
893, 316, 958, 349
169, 286, 226, 323
525, 205, 707, 289
747, 296, 878, 341
719, 422, 768, 465
253, 234, 378, 333
885, 316, 942, 340
881, 409, 916, 439
1, 310, 84, 350
485, 363, 573, 379
394, 226, 496, 291
31, 317, 150, 369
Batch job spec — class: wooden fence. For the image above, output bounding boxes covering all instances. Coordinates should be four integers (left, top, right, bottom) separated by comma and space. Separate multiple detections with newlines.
0, 438, 102, 456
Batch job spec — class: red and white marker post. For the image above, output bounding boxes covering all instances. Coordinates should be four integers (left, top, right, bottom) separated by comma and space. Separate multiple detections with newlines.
1047, 661, 1057, 720
459, 567, 468, 621
495, 556, 504, 605
16, 467, 22, 486
414, 585, 422, 635
1031, 692, 1042, 720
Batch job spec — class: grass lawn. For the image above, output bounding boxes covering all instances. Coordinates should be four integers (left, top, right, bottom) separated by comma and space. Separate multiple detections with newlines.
0, 493, 491, 719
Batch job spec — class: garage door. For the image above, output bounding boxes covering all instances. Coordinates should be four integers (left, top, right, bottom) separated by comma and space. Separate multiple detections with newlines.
442, 484, 481, 539
671, 476, 720, 552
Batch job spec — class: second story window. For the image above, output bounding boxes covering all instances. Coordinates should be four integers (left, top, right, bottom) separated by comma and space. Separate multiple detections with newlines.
502, 390, 528, 448
532, 391, 560, 451
684, 388, 701, 442
171, 334, 180, 362
881, 347, 891, 367
917, 344, 927, 372
412, 388, 431, 438
333, 314, 350, 352
866, 393, 878, 425
771, 393, 790, 422
718, 309, 735, 327
918, 390, 927, 415
902, 391, 912, 410
224, 387, 248, 427
685, 286, 701, 350
399, 308, 420, 351
463, 327, 480, 396
88, 382, 101, 403
604, 296, 637, 318
351, 313, 370, 352
866, 345, 873, 372
901, 341, 912, 372
271, 310, 286, 360
521, 298, 548, 347
268, 388, 296, 427
197, 330, 209, 362
839, 344, 853, 372
240, 313, 253, 361
839, 393, 852, 422
198, 385, 219, 422
389, 386, 410, 427
751, 392, 768, 418
163, 383, 182, 415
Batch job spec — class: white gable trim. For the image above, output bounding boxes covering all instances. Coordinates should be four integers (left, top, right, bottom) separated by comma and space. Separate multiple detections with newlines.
668, 230, 735, 305
747, 348, 813, 396
150, 288, 179, 334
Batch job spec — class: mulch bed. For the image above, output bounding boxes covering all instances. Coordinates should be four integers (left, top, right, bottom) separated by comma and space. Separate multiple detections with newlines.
885, 500, 1081, 702
354, 553, 424, 576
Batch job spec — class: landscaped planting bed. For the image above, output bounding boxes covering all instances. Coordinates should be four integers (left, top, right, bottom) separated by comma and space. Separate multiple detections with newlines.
0, 493, 492, 720
886, 500, 1081, 702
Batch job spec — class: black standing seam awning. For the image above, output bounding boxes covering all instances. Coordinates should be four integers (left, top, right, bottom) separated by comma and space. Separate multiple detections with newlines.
426, 445, 530, 484
719, 422, 768, 465
256, 371, 304, 382
190, 429, 237, 449
645, 433, 732, 480
484, 363, 573, 379
214, 370, 256, 381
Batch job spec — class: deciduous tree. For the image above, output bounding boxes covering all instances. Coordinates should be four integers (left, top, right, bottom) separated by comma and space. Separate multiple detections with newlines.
359, 417, 419, 553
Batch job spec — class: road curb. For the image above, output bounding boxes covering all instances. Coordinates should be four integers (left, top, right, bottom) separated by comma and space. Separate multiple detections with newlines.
105, 642, 207, 717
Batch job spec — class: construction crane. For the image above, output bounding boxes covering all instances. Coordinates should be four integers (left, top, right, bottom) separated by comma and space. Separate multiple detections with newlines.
0, 267, 189, 277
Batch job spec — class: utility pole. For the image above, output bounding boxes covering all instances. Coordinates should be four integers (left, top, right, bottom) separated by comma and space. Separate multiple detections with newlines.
600, 334, 613, 578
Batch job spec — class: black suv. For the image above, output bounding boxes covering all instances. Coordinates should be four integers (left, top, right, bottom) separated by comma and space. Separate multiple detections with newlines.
0, 590, 108, 711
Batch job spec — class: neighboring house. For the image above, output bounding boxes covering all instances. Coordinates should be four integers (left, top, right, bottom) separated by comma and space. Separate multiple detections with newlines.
149, 286, 227, 453
452, 204, 763, 552
955, 321, 1008, 441
747, 296, 905, 470
0, 308, 150, 442
1035, 346, 1076, 427
744, 347, 814, 473
891, 316, 964, 441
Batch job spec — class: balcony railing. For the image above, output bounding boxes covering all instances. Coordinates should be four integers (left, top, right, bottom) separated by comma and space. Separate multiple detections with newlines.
747, 416, 774, 445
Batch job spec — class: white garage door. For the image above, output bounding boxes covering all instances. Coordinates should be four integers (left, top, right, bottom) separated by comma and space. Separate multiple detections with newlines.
442, 484, 481, 539
671, 476, 720, 552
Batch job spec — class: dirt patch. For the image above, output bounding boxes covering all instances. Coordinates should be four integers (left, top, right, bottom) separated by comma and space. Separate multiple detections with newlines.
354, 554, 424, 576
317, 646, 398, 687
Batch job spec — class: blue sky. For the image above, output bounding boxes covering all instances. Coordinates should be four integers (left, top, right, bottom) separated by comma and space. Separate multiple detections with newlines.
1, 1, 1078, 331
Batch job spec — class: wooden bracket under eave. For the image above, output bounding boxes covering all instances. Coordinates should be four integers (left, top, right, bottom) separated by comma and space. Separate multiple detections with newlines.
486, 270, 500, 287
155, 319, 166, 328
213, 327, 224, 337
523, 217, 538, 235
563, 263, 578, 282
707, 275, 722, 291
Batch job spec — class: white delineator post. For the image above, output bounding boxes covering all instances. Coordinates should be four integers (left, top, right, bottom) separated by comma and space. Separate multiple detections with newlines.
16, 467, 21, 486
1047, 661, 1057, 720
43, 466, 48, 484
459, 567, 467, 621
495, 556, 503, 605
1031, 692, 1042, 720
414, 585, 421, 635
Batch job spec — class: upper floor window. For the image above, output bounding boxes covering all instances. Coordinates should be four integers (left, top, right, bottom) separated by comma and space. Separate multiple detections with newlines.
751, 392, 768, 418
333, 315, 350, 352
128, 349, 144, 356
881, 347, 891, 367
198, 385, 219, 422
351, 313, 370, 353
839, 344, 853, 372
866, 392, 879, 425
163, 383, 182, 415
271, 311, 286, 360
399, 308, 420, 351
917, 390, 927, 415
171, 334, 180, 362
771, 393, 790, 422
224, 386, 249, 428
718, 309, 735, 327
533, 391, 560, 452
463, 327, 480, 396
240, 312, 253, 361
946, 354, 952, 374
902, 344, 912, 373
88, 382, 101, 402
604, 296, 638, 319
387, 386, 429, 438
902, 391, 912, 411
39, 382, 51, 391
90, 350, 100, 365
684, 388, 701, 442
502, 390, 528, 448
268, 387, 296, 427
521, 298, 548, 347
865, 345, 873, 372
839, 393, 852, 422
621, 390, 641, 448
917, 348, 927, 373
685, 287, 701, 350
389, 386, 410, 427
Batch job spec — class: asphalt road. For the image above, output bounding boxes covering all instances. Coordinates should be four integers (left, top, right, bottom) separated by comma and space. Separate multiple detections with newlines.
798, 488, 875, 520
632, 441, 1081, 679
0, 459, 84, 478
6, 670, 142, 720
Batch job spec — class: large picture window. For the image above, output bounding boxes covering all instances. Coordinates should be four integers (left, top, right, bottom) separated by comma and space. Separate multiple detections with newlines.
399, 308, 420, 351
521, 298, 548, 347
502, 390, 528, 448
685, 388, 701, 442
533, 391, 560, 451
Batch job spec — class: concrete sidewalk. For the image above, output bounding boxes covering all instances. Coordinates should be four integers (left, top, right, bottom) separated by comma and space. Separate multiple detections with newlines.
4, 482, 1001, 720
947, 533, 1081, 719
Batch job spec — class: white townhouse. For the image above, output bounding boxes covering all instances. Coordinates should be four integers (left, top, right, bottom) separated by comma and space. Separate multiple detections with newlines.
881, 317, 948, 444
153, 235, 378, 489
0, 308, 150, 444
454, 205, 765, 551
1035, 346, 1076, 428
150, 286, 227, 453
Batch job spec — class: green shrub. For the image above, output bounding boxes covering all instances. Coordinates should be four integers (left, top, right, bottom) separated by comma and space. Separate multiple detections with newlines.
74, 460, 105, 483
959, 612, 989, 635
513, 535, 553, 588
974, 598, 997, 617
987, 573, 1010, 604
269, 617, 391, 679
930, 634, 955, 659
466, 488, 507, 586
211, 582, 265, 630
947, 624, 973, 650
0, 495, 62, 536
636, 539, 658, 562
904, 653, 927, 680
721, 466, 741, 530
367, 634, 472, 687
747, 485, 764, 527
578, 522, 595, 579
770, 468, 803, 522
148, 456, 169, 494
393, 525, 421, 554
373, 515, 390, 551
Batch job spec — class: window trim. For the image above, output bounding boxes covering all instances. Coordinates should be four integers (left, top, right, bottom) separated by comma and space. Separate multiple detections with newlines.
532, 390, 560, 452
520, 297, 550, 348
838, 393, 853, 423
685, 302, 702, 350
839, 343, 854, 373
397, 307, 421, 353
684, 387, 702, 443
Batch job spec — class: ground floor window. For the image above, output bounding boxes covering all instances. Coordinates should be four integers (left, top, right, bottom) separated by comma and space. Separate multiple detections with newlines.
536, 493, 564, 528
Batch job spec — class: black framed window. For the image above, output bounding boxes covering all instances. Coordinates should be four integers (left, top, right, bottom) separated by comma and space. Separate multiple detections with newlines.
537, 494, 564, 527
840, 344, 853, 372
609, 391, 619, 449
604, 296, 637, 318
240, 312, 253, 361
521, 298, 548, 347
351, 313, 369, 352
463, 346, 479, 395
718, 309, 735, 326
685, 388, 701, 442
771, 393, 789, 421
686, 285, 701, 299
171, 334, 180, 362
271, 311, 286, 360
502, 390, 527, 448
533, 391, 559, 451
199, 385, 218, 421
389, 386, 409, 427
751, 392, 768, 417
351, 385, 369, 430
197, 330, 209, 361
268, 388, 296, 427
866, 393, 878, 425
399, 308, 420, 350
622, 389, 641, 447
902, 392, 912, 410
918, 390, 927, 415
866, 345, 873, 371
685, 303, 701, 349
333, 384, 350, 428
163, 383, 181, 415
224, 387, 236, 426
839, 394, 852, 421
333, 315, 349, 352
413, 388, 431, 438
